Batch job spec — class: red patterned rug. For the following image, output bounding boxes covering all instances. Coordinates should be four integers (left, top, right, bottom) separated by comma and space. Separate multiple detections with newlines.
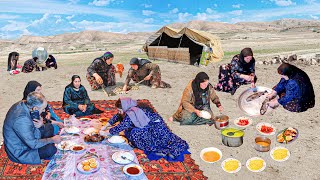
0, 100, 207, 180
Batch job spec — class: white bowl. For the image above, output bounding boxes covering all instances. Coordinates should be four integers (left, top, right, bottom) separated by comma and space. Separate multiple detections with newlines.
270, 146, 290, 162
108, 135, 126, 144
233, 116, 253, 128
123, 164, 143, 177
200, 147, 222, 163
221, 158, 241, 173
64, 126, 80, 134
246, 157, 266, 172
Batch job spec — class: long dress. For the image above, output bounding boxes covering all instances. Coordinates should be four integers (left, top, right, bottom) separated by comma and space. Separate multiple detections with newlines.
86, 58, 116, 90
108, 108, 189, 162
63, 85, 102, 117
274, 77, 315, 112
215, 54, 257, 94
124, 63, 171, 88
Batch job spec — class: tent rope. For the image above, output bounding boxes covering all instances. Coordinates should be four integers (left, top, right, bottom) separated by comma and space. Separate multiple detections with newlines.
154, 33, 163, 61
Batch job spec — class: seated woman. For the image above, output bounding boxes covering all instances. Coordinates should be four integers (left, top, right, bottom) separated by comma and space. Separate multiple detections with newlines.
45, 55, 57, 69
122, 57, 171, 91
215, 48, 257, 95
100, 97, 189, 162
266, 63, 315, 112
7, 52, 21, 72
23, 81, 64, 135
22, 57, 38, 73
86, 52, 116, 91
63, 75, 103, 117
169, 72, 223, 125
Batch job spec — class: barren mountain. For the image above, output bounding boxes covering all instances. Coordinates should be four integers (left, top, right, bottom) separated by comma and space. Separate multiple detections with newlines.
168, 19, 320, 33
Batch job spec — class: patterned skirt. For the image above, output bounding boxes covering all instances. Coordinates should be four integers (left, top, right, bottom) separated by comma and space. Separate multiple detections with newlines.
86, 66, 116, 90
214, 64, 256, 94
132, 69, 171, 88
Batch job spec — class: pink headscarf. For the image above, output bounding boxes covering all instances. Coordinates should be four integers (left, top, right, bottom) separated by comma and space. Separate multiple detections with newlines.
120, 97, 150, 128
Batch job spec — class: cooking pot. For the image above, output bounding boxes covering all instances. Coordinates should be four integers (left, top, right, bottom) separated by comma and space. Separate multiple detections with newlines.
254, 136, 271, 152
214, 114, 229, 130
221, 128, 244, 147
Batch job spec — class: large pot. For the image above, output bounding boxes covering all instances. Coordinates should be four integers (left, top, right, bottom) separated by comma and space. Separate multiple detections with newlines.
214, 115, 229, 130
221, 128, 244, 147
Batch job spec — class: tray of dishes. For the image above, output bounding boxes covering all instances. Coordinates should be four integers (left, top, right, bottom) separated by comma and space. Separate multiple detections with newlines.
238, 86, 274, 116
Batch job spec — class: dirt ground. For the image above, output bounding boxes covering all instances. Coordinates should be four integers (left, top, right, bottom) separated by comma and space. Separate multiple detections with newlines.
0, 31, 319, 179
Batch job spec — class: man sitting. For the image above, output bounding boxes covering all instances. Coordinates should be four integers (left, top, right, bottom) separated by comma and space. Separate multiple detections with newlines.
2, 92, 61, 164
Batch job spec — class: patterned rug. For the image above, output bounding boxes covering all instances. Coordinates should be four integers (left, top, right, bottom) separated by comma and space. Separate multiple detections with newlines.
0, 100, 207, 180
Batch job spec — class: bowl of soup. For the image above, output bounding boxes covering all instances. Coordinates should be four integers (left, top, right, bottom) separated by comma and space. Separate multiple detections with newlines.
200, 147, 222, 163
254, 136, 271, 152
123, 164, 143, 177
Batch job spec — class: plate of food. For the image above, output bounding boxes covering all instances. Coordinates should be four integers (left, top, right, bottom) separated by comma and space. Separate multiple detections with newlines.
79, 118, 91, 122
276, 127, 298, 144
64, 126, 80, 134
70, 144, 86, 153
84, 133, 105, 143
108, 135, 126, 144
57, 140, 76, 151
77, 158, 100, 174
112, 151, 135, 165
123, 164, 143, 177
221, 158, 241, 173
234, 116, 252, 128
200, 147, 222, 163
83, 127, 98, 135
256, 122, 276, 136
270, 147, 290, 162
246, 157, 266, 172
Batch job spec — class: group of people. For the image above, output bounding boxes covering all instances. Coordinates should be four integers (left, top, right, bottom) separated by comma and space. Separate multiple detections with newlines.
2, 48, 315, 165
7, 52, 58, 74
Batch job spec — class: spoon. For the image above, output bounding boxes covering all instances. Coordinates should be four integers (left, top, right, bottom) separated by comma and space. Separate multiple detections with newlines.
121, 155, 136, 164
227, 129, 245, 136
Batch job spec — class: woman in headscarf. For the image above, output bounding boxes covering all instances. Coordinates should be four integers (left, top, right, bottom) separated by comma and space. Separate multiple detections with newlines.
169, 72, 223, 125
86, 52, 116, 90
100, 97, 189, 162
215, 48, 257, 95
22, 57, 38, 73
7, 52, 20, 71
266, 63, 315, 112
22, 81, 63, 135
45, 55, 57, 69
122, 57, 171, 91
63, 75, 104, 117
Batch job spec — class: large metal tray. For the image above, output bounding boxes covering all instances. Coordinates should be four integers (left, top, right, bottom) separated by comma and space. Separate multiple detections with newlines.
238, 86, 274, 116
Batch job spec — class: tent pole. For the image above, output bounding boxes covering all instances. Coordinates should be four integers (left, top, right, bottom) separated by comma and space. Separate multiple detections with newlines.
175, 35, 183, 61
154, 33, 163, 61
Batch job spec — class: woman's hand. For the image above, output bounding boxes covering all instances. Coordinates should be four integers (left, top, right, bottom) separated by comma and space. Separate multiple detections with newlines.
195, 109, 202, 117
78, 104, 84, 111
122, 85, 128, 92
267, 99, 279, 108
93, 73, 103, 85
218, 106, 224, 112
144, 74, 152, 81
83, 104, 87, 112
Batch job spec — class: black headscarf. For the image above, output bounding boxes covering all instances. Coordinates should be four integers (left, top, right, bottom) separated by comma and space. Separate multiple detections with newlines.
22, 81, 42, 100
66, 75, 82, 89
277, 63, 315, 109
238, 48, 255, 70
7, 52, 19, 71
130, 58, 151, 69
192, 72, 210, 107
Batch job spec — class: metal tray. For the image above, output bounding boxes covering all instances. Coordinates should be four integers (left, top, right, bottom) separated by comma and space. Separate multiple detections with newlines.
238, 86, 274, 116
